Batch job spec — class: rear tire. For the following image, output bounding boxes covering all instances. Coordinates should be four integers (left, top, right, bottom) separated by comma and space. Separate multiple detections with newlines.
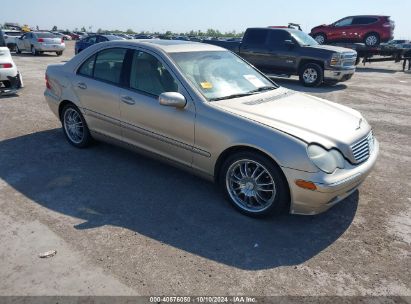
313, 33, 326, 45
56, 51, 63, 56
220, 151, 290, 217
61, 104, 92, 148
299, 63, 323, 87
364, 33, 380, 47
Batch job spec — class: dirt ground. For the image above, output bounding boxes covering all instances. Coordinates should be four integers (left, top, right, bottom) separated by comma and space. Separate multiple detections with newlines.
0, 41, 410, 297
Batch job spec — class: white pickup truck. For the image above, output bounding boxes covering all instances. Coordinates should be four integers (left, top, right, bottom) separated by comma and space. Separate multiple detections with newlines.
0, 31, 23, 95
1, 30, 23, 51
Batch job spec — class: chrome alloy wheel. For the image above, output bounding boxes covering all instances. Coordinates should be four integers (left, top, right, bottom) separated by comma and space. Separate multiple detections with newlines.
226, 159, 277, 213
315, 35, 325, 44
303, 68, 318, 84
365, 35, 377, 46
63, 108, 84, 144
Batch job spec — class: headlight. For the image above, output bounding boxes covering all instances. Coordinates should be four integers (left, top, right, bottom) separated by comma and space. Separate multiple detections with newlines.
330, 53, 341, 66
307, 144, 345, 174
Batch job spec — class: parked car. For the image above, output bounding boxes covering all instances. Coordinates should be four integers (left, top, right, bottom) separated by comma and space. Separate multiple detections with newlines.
0, 29, 23, 51
60, 31, 80, 40
205, 27, 357, 86
310, 15, 395, 46
383, 39, 411, 49
44, 40, 378, 217
74, 34, 125, 54
15, 32, 65, 56
52, 32, 72, 40
0, 43, 23, 95
133, 34, 154, 39
116, 33, 133, 40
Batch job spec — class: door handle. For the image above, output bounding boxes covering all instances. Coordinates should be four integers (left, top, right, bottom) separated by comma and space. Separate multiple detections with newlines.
77, 82, 87, 89
121, 95, 135, 105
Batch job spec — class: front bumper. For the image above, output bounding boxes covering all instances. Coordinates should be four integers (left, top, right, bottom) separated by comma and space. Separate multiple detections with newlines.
283, 138, 379, 215
324, 68, 355, 82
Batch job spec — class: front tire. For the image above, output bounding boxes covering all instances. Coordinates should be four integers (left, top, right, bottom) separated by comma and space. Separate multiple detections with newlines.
15, 45, 21, 54
364, 33, 380, 47
299, 63, 323, 87
220, 151, 290, 217
313, 33, 326, 44
31, 46, 38, 56
61, 104, 92, 148
56, 51, 63, 56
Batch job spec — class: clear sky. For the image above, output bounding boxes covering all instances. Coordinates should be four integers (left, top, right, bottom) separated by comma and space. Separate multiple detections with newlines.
1, 0, 410, 38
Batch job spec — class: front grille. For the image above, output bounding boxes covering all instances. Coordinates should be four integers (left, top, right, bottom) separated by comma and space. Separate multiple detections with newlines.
342, 52, 357, 67
351, 132, 373, 163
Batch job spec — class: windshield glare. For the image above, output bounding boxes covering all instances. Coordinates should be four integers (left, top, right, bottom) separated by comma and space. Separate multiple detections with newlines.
291, 31, 318, 46
170, 51, 276, 100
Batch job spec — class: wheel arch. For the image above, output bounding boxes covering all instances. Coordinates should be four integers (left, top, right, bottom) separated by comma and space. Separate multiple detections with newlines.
214, 145, 292, 212
298, 59, 324, 74
58, 100, 77, 121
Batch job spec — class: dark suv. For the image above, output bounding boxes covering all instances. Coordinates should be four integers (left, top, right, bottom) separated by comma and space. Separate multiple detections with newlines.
310, 15, 395, 46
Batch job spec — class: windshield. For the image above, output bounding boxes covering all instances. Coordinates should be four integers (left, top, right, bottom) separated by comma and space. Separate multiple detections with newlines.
291, 31, 318, 46
170, 51, 277, 101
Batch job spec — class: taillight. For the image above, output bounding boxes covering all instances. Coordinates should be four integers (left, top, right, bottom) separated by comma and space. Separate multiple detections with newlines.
45, 74, 51, 89
0, 63, 13, 68
61, 38, 64, 43
382, 23, 392, 28
38, 38, 44, 42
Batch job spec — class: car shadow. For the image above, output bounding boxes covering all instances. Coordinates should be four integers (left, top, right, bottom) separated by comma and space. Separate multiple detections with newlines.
0, 129, 359, 270
12, 53, 60, 57
355, 66, 398, 74
273, 78, 348, 93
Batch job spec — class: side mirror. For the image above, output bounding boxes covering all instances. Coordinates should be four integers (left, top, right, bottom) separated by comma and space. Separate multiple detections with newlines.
159, 92, 186, 108
284, 40, 295, 47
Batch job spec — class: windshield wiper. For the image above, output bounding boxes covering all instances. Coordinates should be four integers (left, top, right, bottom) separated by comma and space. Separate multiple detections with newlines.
209, 92, 255, 101
247, 86, 276, 94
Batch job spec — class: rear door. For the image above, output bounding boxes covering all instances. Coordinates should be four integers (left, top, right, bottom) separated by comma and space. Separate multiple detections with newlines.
118, 49, 195, 167
72, 47, 127, 141
240, 29, 270, 69
350, 17, 378, 41
23, 33, 32, 50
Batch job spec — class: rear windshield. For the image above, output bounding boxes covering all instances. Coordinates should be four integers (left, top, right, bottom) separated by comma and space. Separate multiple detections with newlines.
5, 31, 22, 36
35, 32, 57, 38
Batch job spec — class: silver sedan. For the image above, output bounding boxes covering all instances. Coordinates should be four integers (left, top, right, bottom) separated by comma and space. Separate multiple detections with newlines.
44, 40, 378, 217
16, 31, 65, 56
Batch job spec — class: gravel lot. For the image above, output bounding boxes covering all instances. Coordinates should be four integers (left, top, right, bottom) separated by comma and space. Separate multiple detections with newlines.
0, 41, 410, 296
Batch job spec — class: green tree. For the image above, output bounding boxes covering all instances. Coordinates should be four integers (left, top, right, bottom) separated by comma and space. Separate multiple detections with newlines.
126, 28, 134, 34
81, 26, 86, 32
52, 25, 57, 31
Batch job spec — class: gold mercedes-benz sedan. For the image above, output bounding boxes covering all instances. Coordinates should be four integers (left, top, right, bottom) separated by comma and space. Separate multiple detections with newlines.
44, 40, 379, 217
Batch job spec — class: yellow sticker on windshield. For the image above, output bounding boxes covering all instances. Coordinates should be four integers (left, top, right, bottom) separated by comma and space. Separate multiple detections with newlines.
200, 82, 213, 89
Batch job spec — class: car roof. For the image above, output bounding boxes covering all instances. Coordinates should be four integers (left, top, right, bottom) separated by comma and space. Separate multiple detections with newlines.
94, 39, 224, 53
344, 15, 389, 18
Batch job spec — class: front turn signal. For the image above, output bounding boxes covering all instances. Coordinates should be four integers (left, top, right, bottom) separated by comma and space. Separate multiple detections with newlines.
295, 180, 317, 191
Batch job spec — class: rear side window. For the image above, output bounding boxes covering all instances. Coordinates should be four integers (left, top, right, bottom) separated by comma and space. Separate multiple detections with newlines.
94, 48, 127, 84
78, 54, 96, 77
352, 17, 378, 25
244, 29, 268, 45
77, 48, 127, 85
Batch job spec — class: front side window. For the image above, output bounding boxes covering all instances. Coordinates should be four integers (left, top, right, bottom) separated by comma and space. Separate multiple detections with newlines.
129, 51, 179, 96
85, 36, 97, 44
335, 18, 353, 27
170, 51, 276, 101
268, 30, 291, 48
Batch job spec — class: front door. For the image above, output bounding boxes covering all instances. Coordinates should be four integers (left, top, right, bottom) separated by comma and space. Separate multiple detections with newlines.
118, 49, 195, 167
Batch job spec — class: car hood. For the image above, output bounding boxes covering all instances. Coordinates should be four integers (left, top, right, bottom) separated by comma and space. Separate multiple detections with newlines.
305, 44, 356, 54
211, 87, 371, 157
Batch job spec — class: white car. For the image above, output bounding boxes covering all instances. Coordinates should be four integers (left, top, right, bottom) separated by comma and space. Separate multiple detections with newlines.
1, 30, 23, 51
0, 46, 23, 95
